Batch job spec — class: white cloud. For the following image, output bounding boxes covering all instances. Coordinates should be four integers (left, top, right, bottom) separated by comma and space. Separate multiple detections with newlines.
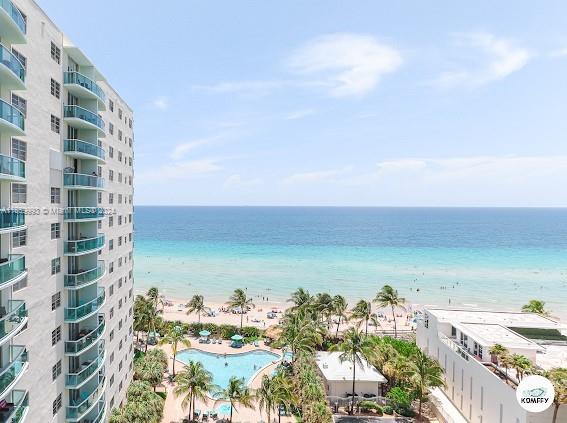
283, 168, 345, 185
434, 32, 531, 88
152, 97, 168, 110
285, 109, 316, 120
193, 81, 285, 96
170, 137, 218, 160
286, 33, 402, 97
550, 47, 567, 58
138, 158, 224, 182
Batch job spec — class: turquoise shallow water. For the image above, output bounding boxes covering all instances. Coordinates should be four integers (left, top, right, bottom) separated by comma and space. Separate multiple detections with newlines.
134, 207, 567, 316
175, 349, 280, 390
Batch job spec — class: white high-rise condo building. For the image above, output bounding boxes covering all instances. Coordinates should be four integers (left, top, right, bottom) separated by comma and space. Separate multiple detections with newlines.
0, 0, 135, 421
416, 308, 567, 423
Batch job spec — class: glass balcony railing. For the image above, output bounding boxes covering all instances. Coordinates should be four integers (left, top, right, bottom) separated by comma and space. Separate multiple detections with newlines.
91, 399, 106, 423
63, 105, 104, 131
64, 139, 105, 161
0, 300, 27, 342
63, 207, 105, 221
0, 154, 24, 179
64, 72, 105, 102
0, 346, 27, 398
66, 347, 105, 388
0, 0, 26, 35
64, 289, 105, 322
3, 390, 28, 423
64, 261, 105, 289
65, 316, 105, 355
0, 99, 24, 132
0, 254, 25, 288
0, 44, 25, 83
63, 173, 104, 189
64, 234, 105, 255
0, 210, 24, 230
66, 375, 105, 420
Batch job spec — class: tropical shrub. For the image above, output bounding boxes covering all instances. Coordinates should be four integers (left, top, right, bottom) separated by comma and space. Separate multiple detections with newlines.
382, 405, 394, 415
359, 400, 382, 414
386, 387, 412, 414
109, 381, 164, 423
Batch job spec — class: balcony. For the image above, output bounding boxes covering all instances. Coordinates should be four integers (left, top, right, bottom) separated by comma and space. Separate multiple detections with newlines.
0, 44, 25, 89
64, 234, 105, 256
64, 139, 105, 162
63, 207, 105, 222
0, 154, 24, 181
0, 255, 26, 289
0, 99, 24, 136
0, 211, 25, 234
63, 105, 105, 136
0, 346, 28, 399
66, 347, 105, 388
63, 173, 105, 190
0, 301, 27, 347
64, 288, 105, 323
90, 400, 106, 423
0, 0, 26, 44
65, 315, 105, 355
63, 72, 106, 109
0, 390, 28, 423
64, 261, 105, 289
66, 375, 105, 421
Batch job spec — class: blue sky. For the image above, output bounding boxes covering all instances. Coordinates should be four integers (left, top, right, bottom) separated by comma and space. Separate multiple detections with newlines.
39, 1, 567, 206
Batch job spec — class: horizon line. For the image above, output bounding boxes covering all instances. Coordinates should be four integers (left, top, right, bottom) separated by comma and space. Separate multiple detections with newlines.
133, 204, 567, 209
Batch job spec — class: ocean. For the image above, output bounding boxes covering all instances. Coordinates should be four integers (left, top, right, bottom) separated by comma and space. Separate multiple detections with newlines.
133, 207, 567, 317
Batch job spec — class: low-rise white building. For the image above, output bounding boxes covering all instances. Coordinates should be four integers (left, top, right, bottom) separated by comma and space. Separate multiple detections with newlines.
315, 351, 387, 398
416, 308, 567, 423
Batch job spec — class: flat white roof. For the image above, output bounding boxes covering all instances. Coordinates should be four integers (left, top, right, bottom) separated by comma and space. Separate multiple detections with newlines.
315, 351, 387, 383
456, 322, 540, 349
427, 308, 563, 329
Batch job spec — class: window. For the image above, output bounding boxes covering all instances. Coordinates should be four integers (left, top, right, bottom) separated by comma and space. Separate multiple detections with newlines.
50, 115, 60, 133
11, 94, 26, 116
109, 307, 114, 319
109, 193, 114, 204
110, 375, 114, 387
51, 326, 61, 345
109, 285, 114, 296
51, 257, 61, 275
50, 223, 60, 239
118, 237, 122, 247
118, 108, 123, 119
129, 118, 132, 128
110, 330, 114, 342
108, 170, 114, 181
109, 99, 114, 112
11, 139, 26, 161
50, 78, 61, 98
98, 192, 102, 204
109, 122, 114, 135
118, 130, 122, 141
109, 146, 114, 158
11, 48, 26, 69
50, 42, 61, 64
50, 187, 60, 204
52, 393, 62, 416
109, 239, 114, 251
110, 352, 114, 363
109, 216, 113, 227
12, 184, 26, 203
12, 230, 26, 247
51, 292, 61, 310
52, 360, 62, 380
109, 262, 114, 274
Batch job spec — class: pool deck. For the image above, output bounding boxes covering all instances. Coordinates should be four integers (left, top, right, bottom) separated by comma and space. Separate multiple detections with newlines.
159, 338, 294, 423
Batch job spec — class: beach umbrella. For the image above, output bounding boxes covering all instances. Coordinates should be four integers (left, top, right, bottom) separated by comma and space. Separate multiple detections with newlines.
199, 330, 211, 337
231, 334, 244, 341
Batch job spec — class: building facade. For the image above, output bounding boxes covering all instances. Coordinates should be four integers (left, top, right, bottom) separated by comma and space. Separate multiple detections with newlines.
0, 0, 134, 421
416, 308, 567, 423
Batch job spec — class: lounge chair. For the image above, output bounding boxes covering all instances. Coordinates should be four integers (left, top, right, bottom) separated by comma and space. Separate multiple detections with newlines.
210, 411, 218, 419
194, 409, 201, 417
253, 340, 260, 347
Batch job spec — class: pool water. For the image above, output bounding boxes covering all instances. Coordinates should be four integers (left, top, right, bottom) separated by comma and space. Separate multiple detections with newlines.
175, 348, 280, 390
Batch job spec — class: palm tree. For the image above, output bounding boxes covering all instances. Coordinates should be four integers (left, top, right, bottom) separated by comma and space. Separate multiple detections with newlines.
351, 300, 372, 336
186, 294, 206, 323
257, 375, 276, 423
499, 353, 514, 380
374, 285, 405, 338
287, 288, 312, 310
314, 293, 334, 328
147, 287, 164, 312
405, 349, 445, 420
488, 343, 508, 365
510, 354, 532, 381
272, 371, 295, 423
331, 327, 375, 415
215, 376, 255, 423
546, 367, 567, 423
227, 289, 255, 330
521, 299, 549, 316
332, 295, 348, 339
159, 326, 191, 376
134, 356, 165, 392
174, 361, 215, 422
257, 372, 295, 423
277, 311, 323, 360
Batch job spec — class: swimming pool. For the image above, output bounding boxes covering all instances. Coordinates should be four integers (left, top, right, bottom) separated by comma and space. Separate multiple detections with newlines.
175, 348, 281, 390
